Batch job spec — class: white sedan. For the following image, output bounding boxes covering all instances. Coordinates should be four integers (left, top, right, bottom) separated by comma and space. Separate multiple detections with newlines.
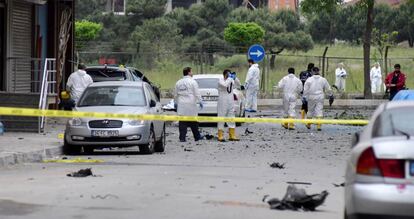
193, 74, 245, 118
345, 101, 414, 219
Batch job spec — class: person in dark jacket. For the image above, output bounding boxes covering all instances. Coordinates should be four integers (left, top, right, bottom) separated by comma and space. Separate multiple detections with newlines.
299, 63, 314, 119
385, 64, 406, 100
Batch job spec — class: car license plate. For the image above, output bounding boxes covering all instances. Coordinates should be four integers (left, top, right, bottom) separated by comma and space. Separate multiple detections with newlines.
202, 96, 218, 101
410, 161, 414, 176
91, 130, 119, 137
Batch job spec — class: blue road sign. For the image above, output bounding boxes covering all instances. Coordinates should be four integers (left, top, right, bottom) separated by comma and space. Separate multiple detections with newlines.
248, 44, 265, 62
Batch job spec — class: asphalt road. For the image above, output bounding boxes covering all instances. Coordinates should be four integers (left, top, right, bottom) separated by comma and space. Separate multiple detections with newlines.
0, 111, 366, 219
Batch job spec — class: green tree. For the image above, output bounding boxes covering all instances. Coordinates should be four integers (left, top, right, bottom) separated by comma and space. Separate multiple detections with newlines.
394, 1, 414, 47
75, 20, 103, 49
301, 0, 341, 43
224, 22, 265, 50
335, 5, 365, 44
371, 28, 398, 73
302, 0, 375, 99
167, 6, 206, 37
127, 0, 168, 21
228, 8, 313, 68
75, 0, 106, 20
129, 17, 182, 68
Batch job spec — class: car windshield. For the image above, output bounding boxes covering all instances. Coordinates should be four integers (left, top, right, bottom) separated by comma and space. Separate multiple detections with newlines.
373, 107, 414, 138
78, 86, 146, 107
86, 69, 127, 82
195, 78, 219, 89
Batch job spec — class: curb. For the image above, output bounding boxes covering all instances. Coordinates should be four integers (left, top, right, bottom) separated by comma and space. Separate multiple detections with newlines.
0, 145, 62, 168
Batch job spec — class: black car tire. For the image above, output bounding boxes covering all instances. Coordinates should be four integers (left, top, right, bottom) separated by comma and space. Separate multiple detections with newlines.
139, 127, 155, 154
155, 125, 166, 152
63, 136, 81, 155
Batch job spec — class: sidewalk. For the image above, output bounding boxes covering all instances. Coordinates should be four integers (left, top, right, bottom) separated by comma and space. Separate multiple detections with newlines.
0, 122, 65, 168
161, 98, 388, 110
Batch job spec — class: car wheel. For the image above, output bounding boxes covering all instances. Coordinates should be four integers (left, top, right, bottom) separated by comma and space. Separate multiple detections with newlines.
155, 125, 166, 152
139, 127, 155, 154
63, 136, 81, 155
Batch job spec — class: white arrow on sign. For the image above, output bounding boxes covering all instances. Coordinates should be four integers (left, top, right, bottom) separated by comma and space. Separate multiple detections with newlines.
249, 50, 263, 57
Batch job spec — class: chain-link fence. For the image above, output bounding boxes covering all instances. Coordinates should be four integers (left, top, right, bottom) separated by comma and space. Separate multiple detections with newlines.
77, 50, 414, 97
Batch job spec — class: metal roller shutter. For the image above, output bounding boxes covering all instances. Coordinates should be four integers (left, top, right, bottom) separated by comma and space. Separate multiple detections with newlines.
10, 0, 32, 93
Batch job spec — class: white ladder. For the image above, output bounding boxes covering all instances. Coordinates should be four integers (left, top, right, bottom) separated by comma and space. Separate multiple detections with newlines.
38, 58, 57, 133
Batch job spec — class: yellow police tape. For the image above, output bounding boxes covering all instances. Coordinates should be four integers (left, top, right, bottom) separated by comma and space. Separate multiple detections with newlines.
0, 106, 369, 125
43, 157, 104, 163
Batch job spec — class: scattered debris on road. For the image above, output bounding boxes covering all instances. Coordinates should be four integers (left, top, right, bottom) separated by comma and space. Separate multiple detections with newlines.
244, 128, 254, 135
269, 162, 285, 169
333, 182, 345, 187
263, 185, 329, 211
91, 194, 119, 199
67, 168, 94, 177
184, 148, 194, 152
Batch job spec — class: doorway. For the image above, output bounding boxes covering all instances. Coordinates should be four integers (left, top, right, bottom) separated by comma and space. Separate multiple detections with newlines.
0, 5, 5, 91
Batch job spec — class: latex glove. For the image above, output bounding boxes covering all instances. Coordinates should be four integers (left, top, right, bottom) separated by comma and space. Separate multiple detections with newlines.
199, 101, 204, 110
229, 73, 236, 80
329, 95, 335, 107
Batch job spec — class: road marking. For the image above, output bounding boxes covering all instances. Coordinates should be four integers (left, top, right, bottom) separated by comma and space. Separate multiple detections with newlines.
43, 157, 104, 163
204, 200, 268, 209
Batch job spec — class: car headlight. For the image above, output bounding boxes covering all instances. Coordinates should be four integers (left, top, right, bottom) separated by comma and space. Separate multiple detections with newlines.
127, 120, 145, 126
68, 118, 82, 126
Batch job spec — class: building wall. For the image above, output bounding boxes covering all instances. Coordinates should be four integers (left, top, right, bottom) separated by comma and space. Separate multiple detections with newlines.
0, 0, 74, 93
268, 0, 298, 11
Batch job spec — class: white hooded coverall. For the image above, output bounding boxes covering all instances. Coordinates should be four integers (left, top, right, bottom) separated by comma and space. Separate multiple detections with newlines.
174, 76, 202, 116
335, 67, 347, 91
277, 74, 303, 118
66, 69, 93, 103
245, 63, 260, 111
217, 77, 239, 130
303, 75, 332, 118
370, 66, 382, 93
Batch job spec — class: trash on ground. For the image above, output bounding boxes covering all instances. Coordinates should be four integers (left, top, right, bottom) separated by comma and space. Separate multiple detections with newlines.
204, 133, 215, 140
263, 185, 329, 211
244, 128, 253, 135
184, 148, 194, 152
67, 168, 94, 177
269, 162, 285, 169
162, 99, 176, 111
333, 182, 345, 187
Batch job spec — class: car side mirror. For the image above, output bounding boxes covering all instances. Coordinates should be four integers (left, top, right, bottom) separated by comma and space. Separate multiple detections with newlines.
150, 100, 156, 108
351, 132, 360, 148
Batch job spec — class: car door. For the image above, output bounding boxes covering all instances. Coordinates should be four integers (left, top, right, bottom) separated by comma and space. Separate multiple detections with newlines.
145, 84, 163, 138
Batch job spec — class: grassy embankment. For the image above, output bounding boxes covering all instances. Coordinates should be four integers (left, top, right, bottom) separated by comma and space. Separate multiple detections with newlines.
136, 45, 414, 93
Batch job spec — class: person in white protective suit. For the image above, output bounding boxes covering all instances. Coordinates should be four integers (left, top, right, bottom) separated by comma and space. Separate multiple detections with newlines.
334, 63, 347, 92
217, 69, 241, 141
370, 62, 382, 93
244, 59, 260, 112
66, 63, 93, 104
174, 67, 204, 142
277, 68, 303, 130
303, 67, 334, 131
